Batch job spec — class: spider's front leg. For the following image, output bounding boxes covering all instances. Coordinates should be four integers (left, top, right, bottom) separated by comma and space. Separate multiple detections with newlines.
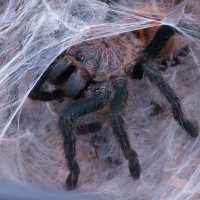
109, 74, 140, 179
59, 81, 111, 189
127, 25, 198, 137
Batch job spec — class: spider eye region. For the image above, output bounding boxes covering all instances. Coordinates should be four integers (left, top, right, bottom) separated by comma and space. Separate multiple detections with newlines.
75, 52, 85, 62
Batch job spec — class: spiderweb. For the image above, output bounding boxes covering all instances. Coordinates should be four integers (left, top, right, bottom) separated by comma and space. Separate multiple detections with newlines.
0, 0, 200, 199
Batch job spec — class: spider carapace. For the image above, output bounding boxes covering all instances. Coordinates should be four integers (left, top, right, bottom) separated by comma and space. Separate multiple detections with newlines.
29, 24, 198, 189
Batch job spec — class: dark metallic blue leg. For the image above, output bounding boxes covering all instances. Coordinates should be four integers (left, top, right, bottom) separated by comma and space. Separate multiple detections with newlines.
59, 81, 111, 189
110, 74, 140, 179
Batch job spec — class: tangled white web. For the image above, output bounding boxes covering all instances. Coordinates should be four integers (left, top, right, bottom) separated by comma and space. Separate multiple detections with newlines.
1, 0, 200, 199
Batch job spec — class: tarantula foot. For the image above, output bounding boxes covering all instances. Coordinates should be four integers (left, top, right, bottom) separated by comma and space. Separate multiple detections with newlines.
183, 120, 199, 138
128, 158, 141, 179
126, 149, 140, 179
66, 173, 79, 190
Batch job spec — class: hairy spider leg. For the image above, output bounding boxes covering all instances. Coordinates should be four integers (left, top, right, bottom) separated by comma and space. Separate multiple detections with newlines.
143, 25, 177, 59
141, 60, 198, 137
110, 74, 140, 179
59, 81, 111, 189
127, 25, 198, 137
127, 25, 177, 79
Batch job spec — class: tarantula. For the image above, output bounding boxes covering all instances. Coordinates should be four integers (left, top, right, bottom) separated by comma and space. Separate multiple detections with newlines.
29, 25, 198, 189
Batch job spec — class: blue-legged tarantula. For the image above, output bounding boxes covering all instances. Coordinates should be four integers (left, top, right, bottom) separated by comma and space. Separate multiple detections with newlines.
29, 25, 198, 189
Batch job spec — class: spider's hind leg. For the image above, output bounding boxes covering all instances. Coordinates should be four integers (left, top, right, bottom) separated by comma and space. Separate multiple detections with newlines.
127, 25, 198, 137
138, 60, 198, 137
109, 74, 140, 179
126, 25, 177, 79
141, 61, 198, 137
